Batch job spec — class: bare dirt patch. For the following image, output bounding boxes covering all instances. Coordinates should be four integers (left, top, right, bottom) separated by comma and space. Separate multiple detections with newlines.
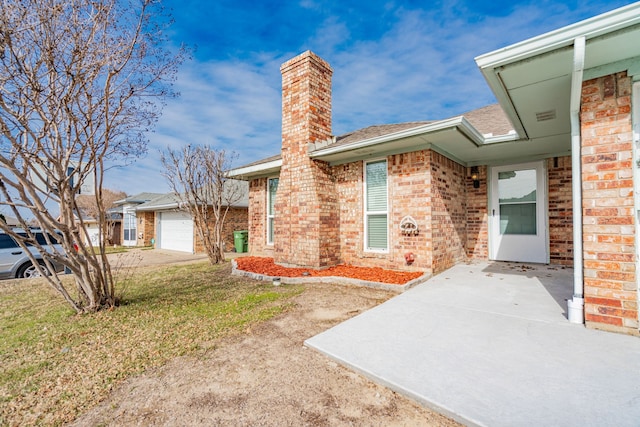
70, 282, 459, 426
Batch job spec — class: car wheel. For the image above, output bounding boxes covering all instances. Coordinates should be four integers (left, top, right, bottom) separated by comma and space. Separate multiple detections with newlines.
16, 261, 49, 279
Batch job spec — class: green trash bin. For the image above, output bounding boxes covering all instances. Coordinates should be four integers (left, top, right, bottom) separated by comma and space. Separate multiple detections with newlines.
233, 230, 248, 253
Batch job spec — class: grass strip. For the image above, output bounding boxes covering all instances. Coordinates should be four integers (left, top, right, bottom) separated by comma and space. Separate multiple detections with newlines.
0, 262, 302, 426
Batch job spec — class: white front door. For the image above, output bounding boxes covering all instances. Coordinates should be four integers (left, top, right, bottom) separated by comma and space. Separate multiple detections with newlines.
490, 161, 548, 263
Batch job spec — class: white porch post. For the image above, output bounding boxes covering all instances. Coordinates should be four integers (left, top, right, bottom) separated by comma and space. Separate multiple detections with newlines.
568, 36, 586, 324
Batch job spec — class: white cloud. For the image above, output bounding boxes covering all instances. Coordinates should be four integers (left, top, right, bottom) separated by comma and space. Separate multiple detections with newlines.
108, 1, 629, 195
104, 57, 284, 194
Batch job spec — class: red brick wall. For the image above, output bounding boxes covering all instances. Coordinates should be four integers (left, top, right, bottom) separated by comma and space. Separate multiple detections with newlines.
548, 156, 573, 265
430, 151, 468, 273
333, 152, 433, 272
389, 151, 432, 272
334, 162, 362, 266
466, 165, 488, 259
581, 71, 638, 335
335, 152, 433, 271
137, 211, 155, 246
224, 207, 249, 251
274, 51, 339, 268
248, 177, 272, 257
193, 207, 248, 254
331, 150, 470, 274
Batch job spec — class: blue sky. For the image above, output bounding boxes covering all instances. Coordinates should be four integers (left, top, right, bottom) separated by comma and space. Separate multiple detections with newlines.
108, 0, 633, 195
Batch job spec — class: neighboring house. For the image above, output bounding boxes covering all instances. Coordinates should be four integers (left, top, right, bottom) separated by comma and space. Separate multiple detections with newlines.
113, 192, 163, 247
64, 210, 123, 247
230, 4, 640, 336
82, 211, 123, 246
0, 215, 20, 227
135, 181, 249, 253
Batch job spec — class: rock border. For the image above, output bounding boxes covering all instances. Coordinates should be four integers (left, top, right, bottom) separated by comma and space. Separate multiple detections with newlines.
231, 259, 431, 293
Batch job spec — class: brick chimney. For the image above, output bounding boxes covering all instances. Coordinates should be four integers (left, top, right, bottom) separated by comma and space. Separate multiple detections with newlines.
274, 51, 340, 268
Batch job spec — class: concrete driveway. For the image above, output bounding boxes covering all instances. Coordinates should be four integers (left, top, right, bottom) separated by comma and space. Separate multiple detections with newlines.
305, 261, 640, 427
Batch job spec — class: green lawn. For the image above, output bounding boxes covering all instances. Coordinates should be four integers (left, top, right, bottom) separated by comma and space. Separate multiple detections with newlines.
0, 262, 302, 426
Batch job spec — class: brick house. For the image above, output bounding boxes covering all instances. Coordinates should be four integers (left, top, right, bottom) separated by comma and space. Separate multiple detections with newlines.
135, 183, 249, 253
113, 192, 164, 247
230, 4, 640, 335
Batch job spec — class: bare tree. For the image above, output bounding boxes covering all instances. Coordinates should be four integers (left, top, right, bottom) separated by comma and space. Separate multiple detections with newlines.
0, 0, 186, 312
76, 188, 126, 245
161, 146, 243, 264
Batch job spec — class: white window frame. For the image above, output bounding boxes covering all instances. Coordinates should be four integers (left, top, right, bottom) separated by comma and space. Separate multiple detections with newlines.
266, 177, 278, 245
364, 158, 389, 252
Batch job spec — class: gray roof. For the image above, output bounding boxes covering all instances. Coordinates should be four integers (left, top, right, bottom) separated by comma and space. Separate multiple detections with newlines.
114, 192, 164, 206
136, 180, 249, 211
461, 104, 514, 137
135, 192, 181, 211
235, 103, 513, 170
331, 121, 433, 149
238, 154, 282, 169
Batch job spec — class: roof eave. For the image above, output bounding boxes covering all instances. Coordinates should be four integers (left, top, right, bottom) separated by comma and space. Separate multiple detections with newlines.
309, 116, 486, 161
136, 203, 179, 211
228, 159, 282, 180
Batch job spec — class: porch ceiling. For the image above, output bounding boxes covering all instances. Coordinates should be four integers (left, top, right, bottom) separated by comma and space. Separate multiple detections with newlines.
476, 4, 640, 147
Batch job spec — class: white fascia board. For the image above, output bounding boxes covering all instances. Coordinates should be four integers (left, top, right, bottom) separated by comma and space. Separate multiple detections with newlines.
310, 116, 487, 159
136, 203, 179, 211
227, 159, 282, 179
475, 2, 640, 69
483, 133, 520, 145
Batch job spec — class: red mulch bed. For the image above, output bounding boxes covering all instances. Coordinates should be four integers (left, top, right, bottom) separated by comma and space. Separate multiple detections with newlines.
235, 256, 423, 285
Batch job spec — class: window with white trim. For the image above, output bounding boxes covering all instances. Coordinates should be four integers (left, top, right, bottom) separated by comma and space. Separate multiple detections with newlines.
364, 159, 388, 251
267, 177, 279, 245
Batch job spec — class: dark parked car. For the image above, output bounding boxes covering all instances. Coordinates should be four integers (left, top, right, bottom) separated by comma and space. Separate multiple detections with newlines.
0, 230, 65, 279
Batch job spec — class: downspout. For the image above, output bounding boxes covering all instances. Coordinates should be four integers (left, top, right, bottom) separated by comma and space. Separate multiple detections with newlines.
633, 80, 640, 332
568, 36, 586, 324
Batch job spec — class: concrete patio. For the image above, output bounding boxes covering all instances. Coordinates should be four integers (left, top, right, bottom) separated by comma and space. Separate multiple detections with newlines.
305, 261, 640, 427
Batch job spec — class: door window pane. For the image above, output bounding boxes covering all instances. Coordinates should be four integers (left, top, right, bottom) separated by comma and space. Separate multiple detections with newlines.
498, 169, 537, 235
500, 204, 536, 234
498, 170, 536, 203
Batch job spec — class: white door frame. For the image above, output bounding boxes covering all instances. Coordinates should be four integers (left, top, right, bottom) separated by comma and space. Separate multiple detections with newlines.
122, 206, 137, 247
489, 160, 548, 263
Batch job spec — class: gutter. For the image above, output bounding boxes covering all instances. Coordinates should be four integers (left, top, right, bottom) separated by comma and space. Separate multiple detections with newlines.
568, 36, 586, 324
475, 3, 640, 69
136, 203, 179, 212
633, 81, 640, 331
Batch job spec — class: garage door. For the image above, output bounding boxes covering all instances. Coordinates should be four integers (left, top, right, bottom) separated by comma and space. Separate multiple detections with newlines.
159, 211, 194, 252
